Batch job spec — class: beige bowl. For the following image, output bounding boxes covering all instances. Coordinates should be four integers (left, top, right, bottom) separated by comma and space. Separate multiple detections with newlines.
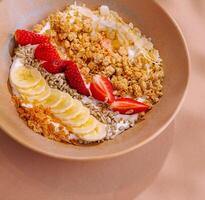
0, 0, 189, 161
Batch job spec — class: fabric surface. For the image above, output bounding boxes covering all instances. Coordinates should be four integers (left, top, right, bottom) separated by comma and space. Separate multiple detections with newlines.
138, 0, 205, 199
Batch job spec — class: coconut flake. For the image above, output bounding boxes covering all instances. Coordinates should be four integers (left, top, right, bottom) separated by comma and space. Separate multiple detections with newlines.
99, 5, 110, 16
76, 6, 98, 21
128, 47, 136, 60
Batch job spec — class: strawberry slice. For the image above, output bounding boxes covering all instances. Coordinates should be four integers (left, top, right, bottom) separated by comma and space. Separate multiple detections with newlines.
110, 98, 149, 114
65, 61, 90, 96
90, 75, 115, 104
41, 59, 69, 74
34, 43, 60, 62
15, 29, 49, 46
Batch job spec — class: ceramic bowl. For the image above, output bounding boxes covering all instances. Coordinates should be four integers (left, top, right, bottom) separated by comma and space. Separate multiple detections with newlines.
0, 0, 189, 160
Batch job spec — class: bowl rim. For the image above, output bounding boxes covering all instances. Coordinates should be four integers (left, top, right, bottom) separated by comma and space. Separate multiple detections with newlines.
0, 0, 190, 161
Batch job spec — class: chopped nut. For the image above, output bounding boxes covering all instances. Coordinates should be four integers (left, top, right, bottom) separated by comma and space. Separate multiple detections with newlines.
12, 96, 74, 144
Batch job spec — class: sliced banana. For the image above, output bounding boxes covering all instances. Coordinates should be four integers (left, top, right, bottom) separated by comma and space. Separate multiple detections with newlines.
52, 94, 73, 114
68, 116, 98, 134
10, 59, 107, 142
55, 99, 83, 120
10, 65, 42, 89
25, 85, 51, 102
41, 88, 63, 108
17, 78, 47, 96
63, 107, 90, 126
78, 123, 106, 142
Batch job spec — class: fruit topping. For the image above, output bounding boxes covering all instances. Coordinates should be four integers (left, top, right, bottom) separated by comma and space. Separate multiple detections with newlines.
78, 122, 106, 142
10, 59, 106, 142
34, 43, 60, 62
41, 88, 63, 108
90, 75, 114, 103
10, 62, 42, 89
55, 99, 83, 120
25, 85, 51, 102
41, 60, 69, 74
18, 78, 46, 96
65, 61, 90, 96
110, 98, 149, 114
51, 93, 73, 113
68, 116, 98, 134
63, 107, 90, 127
15, 29, 49, 46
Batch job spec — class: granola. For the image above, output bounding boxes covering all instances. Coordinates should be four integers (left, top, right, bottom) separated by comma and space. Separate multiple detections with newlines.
33, 4, 164, 105
9, 3, 164, 144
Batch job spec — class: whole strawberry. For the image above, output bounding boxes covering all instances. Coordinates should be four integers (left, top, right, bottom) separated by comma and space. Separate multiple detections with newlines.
34, 43, 60, 62
15, 29, 49, 46
65, 61, 90, 96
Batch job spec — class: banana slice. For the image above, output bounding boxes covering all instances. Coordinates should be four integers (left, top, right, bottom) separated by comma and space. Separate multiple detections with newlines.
55, 99, 83, 120
68, 116, 98, 134
25, 85, 51, 102
52, 94, 73, 114
10, 65, 42, 89
17, 78, 47, 96
63, 107, 90, 126
78, 123, 106, 142
41, 88, 63, 108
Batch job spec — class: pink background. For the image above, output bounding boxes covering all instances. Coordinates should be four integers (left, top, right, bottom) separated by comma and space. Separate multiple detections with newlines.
138, 0, 205, 199
0, 0, 204, 199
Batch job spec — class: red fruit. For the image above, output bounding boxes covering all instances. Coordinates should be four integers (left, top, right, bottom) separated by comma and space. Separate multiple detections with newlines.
41, 60, 69, 74
15, 29, 49, 45
90, 75, 114, 103
34, 43, 60, 62
110, 98, 149, 114
65, 61, 90, 96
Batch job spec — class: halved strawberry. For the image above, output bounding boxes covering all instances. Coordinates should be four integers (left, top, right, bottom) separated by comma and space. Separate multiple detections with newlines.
65, 61, 90, 96
110, 98, 149, 114
15, 29, 49, 46
41, 59, 69, 74
89, 75, 114, 104
34, 43, 60, 62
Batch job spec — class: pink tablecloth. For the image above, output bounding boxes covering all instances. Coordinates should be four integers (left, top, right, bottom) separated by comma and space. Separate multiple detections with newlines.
138, 0, 205, 199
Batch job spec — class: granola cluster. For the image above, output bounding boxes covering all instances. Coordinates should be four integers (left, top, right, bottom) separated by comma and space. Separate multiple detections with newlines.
33, 5, 164, 105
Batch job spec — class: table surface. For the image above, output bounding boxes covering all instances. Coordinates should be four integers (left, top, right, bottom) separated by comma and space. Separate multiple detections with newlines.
1, 1, 205, 200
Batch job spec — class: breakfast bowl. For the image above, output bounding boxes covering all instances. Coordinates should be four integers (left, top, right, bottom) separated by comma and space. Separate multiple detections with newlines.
0, 0, 189, 197
0, 0, 189, 159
